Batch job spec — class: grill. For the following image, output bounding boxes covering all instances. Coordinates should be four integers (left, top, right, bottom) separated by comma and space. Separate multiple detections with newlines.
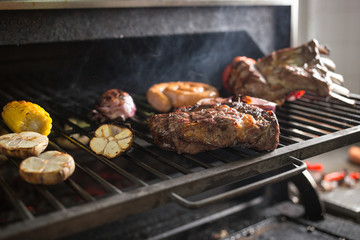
1, 2, 360, 239
1, 74, 360, 239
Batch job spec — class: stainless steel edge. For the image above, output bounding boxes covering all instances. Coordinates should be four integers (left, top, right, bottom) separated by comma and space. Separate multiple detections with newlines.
170, 158, 306, 209
0, 0, 298, 10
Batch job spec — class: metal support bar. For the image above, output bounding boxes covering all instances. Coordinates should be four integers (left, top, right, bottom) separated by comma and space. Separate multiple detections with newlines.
170, 157, 306, 209
289, 168, 325, 221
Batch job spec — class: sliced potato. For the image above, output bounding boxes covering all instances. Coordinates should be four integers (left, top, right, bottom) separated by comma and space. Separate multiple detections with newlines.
19, 150, 75, 185
0, 131, 48, 159
90, 124, 133, 158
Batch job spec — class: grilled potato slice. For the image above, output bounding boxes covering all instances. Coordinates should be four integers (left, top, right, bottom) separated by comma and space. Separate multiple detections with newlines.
19, 150, 75, 185
90, 124, 133, 158
0, 131, 48, 159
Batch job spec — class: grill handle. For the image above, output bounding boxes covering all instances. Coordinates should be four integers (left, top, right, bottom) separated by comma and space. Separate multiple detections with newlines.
170, 157, 306, 209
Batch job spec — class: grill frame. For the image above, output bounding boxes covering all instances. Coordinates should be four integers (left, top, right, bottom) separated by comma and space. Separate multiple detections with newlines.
0, 76, 360, 239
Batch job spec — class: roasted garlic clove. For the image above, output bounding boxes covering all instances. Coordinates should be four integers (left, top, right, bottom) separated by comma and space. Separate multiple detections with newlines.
90, 124, 133, 158
0, 131, 49, 159
19, 150, 75, 185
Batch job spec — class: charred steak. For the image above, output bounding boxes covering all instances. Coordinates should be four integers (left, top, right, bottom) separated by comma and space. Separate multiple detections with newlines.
223, 39, 354, 105
147, 102, 279, 154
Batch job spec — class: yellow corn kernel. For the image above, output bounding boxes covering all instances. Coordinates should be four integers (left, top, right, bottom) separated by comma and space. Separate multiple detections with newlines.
1, 100, 52, 136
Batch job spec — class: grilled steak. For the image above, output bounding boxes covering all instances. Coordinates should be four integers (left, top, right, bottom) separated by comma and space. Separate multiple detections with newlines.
147, 102, 279, 154
223, 39, 354, 105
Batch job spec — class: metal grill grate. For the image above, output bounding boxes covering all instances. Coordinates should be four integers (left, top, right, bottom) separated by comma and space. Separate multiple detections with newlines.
0, 75, 360, 239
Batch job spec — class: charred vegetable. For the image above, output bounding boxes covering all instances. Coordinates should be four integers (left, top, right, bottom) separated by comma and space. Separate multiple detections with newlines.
19, 150, 75, 185
90, 124, 133, 158
92, 89, 137, 122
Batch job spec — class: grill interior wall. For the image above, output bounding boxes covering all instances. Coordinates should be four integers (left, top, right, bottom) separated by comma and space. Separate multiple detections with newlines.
1, 31, 282, 95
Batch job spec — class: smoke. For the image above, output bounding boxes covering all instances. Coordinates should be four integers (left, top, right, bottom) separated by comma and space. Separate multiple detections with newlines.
79, 31, 265, 96
41, 6, 291, 100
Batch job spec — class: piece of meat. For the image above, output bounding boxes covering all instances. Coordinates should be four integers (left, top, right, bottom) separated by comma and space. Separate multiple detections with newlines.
224, 39, 354, 105
147, 102, 279, 154
146, 81, 219, 112
93, 89, 137, 122
197, 95, 277, 112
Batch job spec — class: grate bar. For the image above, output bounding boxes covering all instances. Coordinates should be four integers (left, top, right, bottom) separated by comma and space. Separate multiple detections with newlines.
122, 154, 172, 181
279, 127, 312, 140
221, 148, 250, 158
306, 92, 360, 106
277, 112, 338, 133
299, 95, 360, 119
7, 157, 66, 211
277, 107, 353, 129
281, 102, 360, 126
278, 120, 327, 137
131, 142, 193, 174
74, 163, 123, 194
130, 128, 156, 144
279, 135, 299, 145
0, 174, 34, 220
182, 154, 213, 169
277, 143, 286, 148
205, 151, 232, 163
65, 179, 96, 202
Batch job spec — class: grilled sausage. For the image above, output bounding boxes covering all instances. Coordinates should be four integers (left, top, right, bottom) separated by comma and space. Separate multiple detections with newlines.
146, 81, 219, 112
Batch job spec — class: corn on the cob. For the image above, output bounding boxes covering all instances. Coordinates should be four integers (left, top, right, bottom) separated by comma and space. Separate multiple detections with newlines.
1, 100, 52, 136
